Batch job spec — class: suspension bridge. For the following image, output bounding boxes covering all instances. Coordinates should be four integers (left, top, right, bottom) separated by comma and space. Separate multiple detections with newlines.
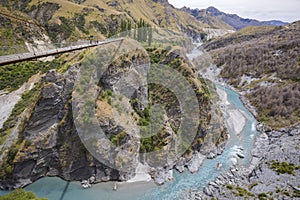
0, 38, 123, 66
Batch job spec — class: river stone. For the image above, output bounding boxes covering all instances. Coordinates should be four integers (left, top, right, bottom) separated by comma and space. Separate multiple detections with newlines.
203, 186, 213, 196
151, 168, 174, 185
207, 152, 216, 159
175, 157, 186, 173
187, 152, 206, 173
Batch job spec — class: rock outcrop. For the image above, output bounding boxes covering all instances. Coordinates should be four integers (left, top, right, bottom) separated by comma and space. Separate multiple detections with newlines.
0, 45, 228, 189
0, 68, 122, 190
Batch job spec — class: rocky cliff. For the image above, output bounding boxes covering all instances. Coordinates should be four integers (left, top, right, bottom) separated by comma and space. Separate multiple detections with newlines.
0, 42, 228, 189
0, 68, 122, 190
0, 0, 232, 191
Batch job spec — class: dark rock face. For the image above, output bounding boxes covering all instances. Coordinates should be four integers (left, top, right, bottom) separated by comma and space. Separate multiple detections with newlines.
27, 2, 60, 26
67, 0, 87, 4
0, 68, 121, 190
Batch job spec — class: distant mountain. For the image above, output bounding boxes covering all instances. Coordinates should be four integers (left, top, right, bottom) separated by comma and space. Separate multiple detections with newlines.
264, 20, 289, 26
182, 6, 288, 30
180, 6, 235, 30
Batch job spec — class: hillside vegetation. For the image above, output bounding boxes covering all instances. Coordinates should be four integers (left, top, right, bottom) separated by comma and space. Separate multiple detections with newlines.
0, 5, 50, 55
205, 21, 300, 128
0, 189, 47, 200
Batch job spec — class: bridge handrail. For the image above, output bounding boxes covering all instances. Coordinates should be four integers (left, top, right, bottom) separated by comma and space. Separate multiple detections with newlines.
0, 38, 124, 66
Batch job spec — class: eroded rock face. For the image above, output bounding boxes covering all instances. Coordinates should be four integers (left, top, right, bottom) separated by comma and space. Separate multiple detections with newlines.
27, 2, 60, 26
0, 67, 123, 190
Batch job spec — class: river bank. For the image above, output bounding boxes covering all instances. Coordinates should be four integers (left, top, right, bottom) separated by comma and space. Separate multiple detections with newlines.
196, 123, 300, 199
216, 86, 246, 136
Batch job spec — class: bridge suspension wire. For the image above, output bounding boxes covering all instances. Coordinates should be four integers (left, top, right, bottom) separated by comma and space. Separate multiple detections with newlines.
0, 38, 124, 66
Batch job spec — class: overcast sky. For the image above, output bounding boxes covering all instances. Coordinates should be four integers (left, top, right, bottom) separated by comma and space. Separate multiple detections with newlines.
169, 0, 300, 22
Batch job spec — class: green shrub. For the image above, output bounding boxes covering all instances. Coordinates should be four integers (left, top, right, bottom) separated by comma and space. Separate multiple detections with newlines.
283, 191, 290, 196
248, 182, 258, 190
258, 193, 268, 200
235, 186, 252, 197
293, 190, 300, 197
110, 131, 127, 146
0, 189, 47, 200
226, 185, 234, 190
0, 60, 61, 92
24, 140, 32, 148
269, 161, 296, 175
140, 137, 153, 153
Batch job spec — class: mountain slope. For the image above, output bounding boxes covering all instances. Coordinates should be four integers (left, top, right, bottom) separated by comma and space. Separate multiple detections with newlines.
204, 21, 300, 128
0, 5, 51, 55
0, 0, 211, 43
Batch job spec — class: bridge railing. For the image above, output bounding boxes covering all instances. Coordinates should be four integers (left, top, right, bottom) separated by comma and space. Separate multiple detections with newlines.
0, 39, 109, 65
0, 40, 98, 57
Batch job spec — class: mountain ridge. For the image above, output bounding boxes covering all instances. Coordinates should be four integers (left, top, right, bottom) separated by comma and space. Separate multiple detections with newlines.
181, 6, 289, 30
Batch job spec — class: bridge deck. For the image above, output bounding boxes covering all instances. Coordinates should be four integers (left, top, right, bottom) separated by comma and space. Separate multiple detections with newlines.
0, 39, 122, 66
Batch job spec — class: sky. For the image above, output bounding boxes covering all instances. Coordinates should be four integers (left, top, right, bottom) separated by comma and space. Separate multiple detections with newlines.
168, 0, 300, 22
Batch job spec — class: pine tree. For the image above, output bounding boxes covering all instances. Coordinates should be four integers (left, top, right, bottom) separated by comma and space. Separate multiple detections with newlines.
148, 25, 153, 46
134, 24, 137, 40
128, 20, 132, 37
137, 18, 143, 42
120, 19, 125, 36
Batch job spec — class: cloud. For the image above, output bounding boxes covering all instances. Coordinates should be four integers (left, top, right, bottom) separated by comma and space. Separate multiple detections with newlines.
169, 0, 300, 22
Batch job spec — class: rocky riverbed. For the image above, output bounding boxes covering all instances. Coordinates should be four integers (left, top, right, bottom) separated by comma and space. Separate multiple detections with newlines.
192, 123, 300, 199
